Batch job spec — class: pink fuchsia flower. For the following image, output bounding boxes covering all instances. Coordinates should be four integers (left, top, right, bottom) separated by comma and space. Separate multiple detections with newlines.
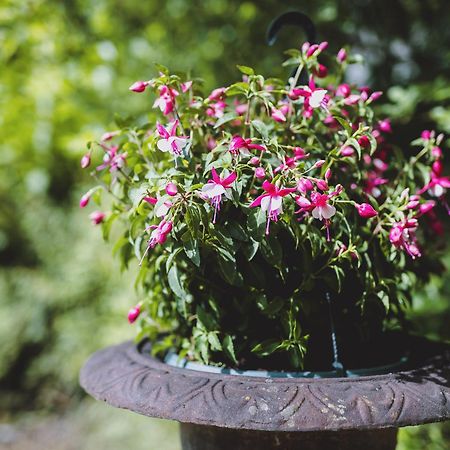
127, 305, 141, 324
367, 91, 383, 103
156, 120, 189, 156
417, 170, 450, 199
389, 221, 421, 259
165, 182, 178, 196
271, 107, 287, 122
356, 203, 378, 218
290, 77, 328, 113
201, 168, 237, 223
250, 181, 296, 234
153, 85, 179, 115
89, 211, 106, 225
207, 100, 226, 118
139, 219, 174, 265
129, 80, 149, 92
208, 87, 226, 101
229, 136, 265, 155
96, 145, 127, 172
337, 48, 347, 63
80, 153, 91, 169
310, 192, 336, 221
274, 151, 306, 174
234, 100, 248, 116
364, 171, 388, 198
101, 130, 120, 142
180, 81, 193, 93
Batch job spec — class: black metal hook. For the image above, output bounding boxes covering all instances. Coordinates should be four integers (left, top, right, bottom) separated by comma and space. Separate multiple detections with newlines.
266, 11, 316, 86
266, 11, 316, 47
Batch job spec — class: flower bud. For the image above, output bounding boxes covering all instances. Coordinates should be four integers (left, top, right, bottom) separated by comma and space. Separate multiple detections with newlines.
368, 91, 383, 102
421, 130, 432, 140
316, 179, 328, 191
406, 218, 418, 228
378, 119, 392, 133
325, 168, 332, 180
129, 81, 148, 92
314, 160, 326, 168
406, 200, 419, 209
297, 178, 314, 193
336, 83, 351, 97
389, 225, 403, 244
356, 203, 378, 218
432, 147, 443, 160
165, 182, 178, 196
295, 196, 311, 208
160, 220, 173, 235
306, 44, 319, 58
318, 41, 328, 52
144, 196, 158, 205
337, 48, 347, 63
254, 167, 265, 179
249, 156, 260, 166
89, 211, 106, 225
314, 63, 328, 78
419, 201, 435, 214
79, 193, 90, 208
80, 153, 91, 169
340, 146, 355, 157
127, 305, 141, 324
358, 135, 370, 148
431, 160, 444, 177
301, 42, 311, 53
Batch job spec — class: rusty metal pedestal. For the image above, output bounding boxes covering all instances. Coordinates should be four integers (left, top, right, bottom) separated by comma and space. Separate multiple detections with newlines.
80, 339, 450, 450
179, 424, 398, 450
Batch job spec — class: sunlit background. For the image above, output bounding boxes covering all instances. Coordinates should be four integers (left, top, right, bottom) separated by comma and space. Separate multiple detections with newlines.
0, 1, 449, 448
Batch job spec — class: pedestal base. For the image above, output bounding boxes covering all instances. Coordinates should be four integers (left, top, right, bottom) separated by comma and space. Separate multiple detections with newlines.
180, 424, 398, 450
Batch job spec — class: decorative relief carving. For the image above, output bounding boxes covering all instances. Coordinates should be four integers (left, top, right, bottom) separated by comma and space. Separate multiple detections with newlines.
80, 341, 450, 431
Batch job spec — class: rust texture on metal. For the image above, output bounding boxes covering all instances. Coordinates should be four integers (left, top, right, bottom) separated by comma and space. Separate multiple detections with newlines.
79, 339, 450, 432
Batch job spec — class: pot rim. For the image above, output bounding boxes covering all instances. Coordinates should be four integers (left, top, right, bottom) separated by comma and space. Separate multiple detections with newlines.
163, 349, 410, 378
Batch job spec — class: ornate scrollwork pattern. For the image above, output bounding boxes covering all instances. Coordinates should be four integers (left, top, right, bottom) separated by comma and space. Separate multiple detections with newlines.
80, 341, 450, 431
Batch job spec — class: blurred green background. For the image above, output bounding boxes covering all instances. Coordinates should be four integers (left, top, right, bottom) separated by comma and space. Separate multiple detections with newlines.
0, 0, 449, 448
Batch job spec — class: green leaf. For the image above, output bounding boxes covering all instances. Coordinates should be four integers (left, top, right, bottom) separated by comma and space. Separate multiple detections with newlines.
251, 339, 282, 356
242, 238, 259, 261
227, 222, 248, 242
167, 265, 187, 299
247, 208, 266, 241
346, 137, 362, 159
213, 112, 239, 129
333, 115, 352, 135
251, 119, 269, 140
184, 237, 200, 267
225, 82, 249, 96
223, 335, 238, 364
236, 65, 254, 76
207, 332, 222, 351
154, 63, 169, 75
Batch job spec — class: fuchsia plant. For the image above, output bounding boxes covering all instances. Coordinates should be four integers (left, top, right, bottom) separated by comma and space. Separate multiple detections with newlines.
80, 43, 448, 370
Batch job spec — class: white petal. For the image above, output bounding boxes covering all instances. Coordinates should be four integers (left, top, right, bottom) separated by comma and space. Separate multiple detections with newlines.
429, 184, 445, 197
157, 139, 171, 152
312, 207, 322, 220
309, 89, 327, 108
201, 183, 225, 198
260, 196, 271, 212
270, 195, 282, 212
321, 204, 336, 219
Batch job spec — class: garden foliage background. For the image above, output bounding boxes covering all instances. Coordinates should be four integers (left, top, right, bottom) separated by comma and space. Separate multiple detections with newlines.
0, 0, 449, 448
